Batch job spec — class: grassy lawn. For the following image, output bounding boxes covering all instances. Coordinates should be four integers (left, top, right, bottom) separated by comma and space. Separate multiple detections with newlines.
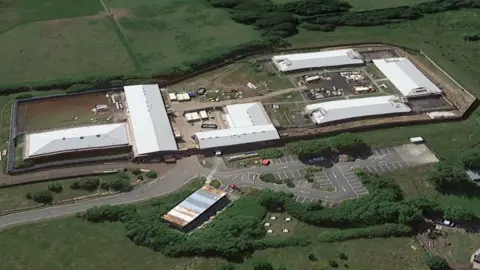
0, 174, 121, 212
364, 63, 386, 80
347, 0, 432, 11
0, 16, 134, 85
221, 63, 294, 95
263, 90, 305, 103
106, 0, 261, 73
0, 209, 429, 270
383, 164, 480, 217
20, 0, 103, 22
0, 0, 21, 32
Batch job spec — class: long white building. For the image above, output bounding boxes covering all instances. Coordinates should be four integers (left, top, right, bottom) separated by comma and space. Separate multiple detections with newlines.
194, 103, 279, 149
24, 123, 130, 159
272, 49, 364, 72
124, 84, 178, 156
373, 58, 442, 98
305, 95, 412, 125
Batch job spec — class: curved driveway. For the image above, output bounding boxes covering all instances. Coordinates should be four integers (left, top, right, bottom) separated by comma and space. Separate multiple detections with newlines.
0, 157, 210, 231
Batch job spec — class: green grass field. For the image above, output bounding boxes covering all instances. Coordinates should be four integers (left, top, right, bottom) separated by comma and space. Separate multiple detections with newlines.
108, 0, 261, 72
0, 174, 121, 212
0, 210, 428, 270
19, 0, 103, 22
0, 16, 134, 84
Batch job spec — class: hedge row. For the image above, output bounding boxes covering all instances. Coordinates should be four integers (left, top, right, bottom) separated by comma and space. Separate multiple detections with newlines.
317, 223, 414, 242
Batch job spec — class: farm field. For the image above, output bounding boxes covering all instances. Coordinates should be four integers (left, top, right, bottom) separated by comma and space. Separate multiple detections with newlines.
0, 16, 134, 85
0, 210, 428, 270
17, 92, 114, 132
103, 0, 261, 72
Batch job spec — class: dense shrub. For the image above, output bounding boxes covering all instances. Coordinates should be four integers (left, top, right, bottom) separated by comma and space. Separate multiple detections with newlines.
81, 205, 137, 222
286, 139, 331, 159
317, 223, 414, 242
47, 182, 63, 193
109, 178, 133, 192
31, 190, 53, 204
25, 192, 32, 200
65, 84, 95, 93
15, 93, 33, 100
426, 254, 449, 270
70, 177, 100, 191
131, 168, 142, 176
260, 173, 282, 184
210, 179, 222, 188
258, 148, 284, 159
145, 171, 158, 179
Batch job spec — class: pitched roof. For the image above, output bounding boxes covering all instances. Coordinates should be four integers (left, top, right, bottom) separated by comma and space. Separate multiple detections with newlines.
373, 58, 442, 97
124, 84, 178, 156
305, 95, 412, 125
25, 123, 129, 158
272, 49, 364, 72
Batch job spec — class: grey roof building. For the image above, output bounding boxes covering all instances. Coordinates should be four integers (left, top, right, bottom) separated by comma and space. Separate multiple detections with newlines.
25, 123, 130, 159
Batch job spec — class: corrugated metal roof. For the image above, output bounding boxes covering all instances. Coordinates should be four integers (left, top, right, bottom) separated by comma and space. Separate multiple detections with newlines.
305, 95, 412, 125
195, 125, 280, 149
162, 185, 227, 227
272, 49, 364, 72
225, 103, 270, 127
25, 123, 129, 158
124, 84, 178, 156
373, 58, 442, 97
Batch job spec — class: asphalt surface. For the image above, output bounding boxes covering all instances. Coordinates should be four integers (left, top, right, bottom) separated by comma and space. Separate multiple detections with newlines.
0, 144, 438, 230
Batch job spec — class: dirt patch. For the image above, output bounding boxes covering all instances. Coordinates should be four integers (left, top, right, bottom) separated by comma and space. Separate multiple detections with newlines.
18, 92, 115, 132
111, 9, 134, 20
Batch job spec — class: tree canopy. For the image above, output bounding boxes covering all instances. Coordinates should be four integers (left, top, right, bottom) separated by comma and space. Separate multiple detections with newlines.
426, 254, 449, 270
443, 205, 476, 222
427, 162, 470, 193
461, 148, 480, 171
286, 139, 330, 159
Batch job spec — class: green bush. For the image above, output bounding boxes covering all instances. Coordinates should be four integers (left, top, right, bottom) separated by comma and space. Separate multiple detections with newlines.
259, 173, 282, 184
210, 179, 221, 188
217, 264, 236, 270
70, 177, 100, 191
15, 93, 33, 100
145, 171, 158, 179
258, 148, 284, 159
109, 178, 132, 192
100, 182, 110, 191
137, 175, 144, 181
426, 254, 448, 270
131, 168, 142, 176
31, 190, 53, 204
328, 260, 338, 268
25, 192, 32, 200
317, 223, 414, 242
81, 205, 137, 222
339, 253, 348, 260
308, 252, 317, 261
117, 172, 130, 179
47, 182, 63, 193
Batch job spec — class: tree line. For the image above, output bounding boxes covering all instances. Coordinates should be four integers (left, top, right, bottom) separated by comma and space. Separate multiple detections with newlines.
206, 0, 480, 37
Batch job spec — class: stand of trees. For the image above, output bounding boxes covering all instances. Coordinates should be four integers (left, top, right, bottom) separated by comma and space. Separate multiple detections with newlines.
206, 0, 480, 37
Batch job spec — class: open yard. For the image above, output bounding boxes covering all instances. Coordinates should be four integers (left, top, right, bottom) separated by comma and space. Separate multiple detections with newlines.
17, 91, 114, 132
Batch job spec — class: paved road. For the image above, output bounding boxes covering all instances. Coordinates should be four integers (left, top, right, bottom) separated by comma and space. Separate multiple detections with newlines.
0, 144, 438, 230
0, 157, 210, 231
214, 144, 438, 206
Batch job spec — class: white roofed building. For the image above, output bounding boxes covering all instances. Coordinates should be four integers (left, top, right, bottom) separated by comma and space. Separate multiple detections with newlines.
305, 95, 412, 125
194, 102, 280, 149
124, 84, 178, 156
272, 49, 364, 72
373, 58, 442, 98
24, 123, 130, 159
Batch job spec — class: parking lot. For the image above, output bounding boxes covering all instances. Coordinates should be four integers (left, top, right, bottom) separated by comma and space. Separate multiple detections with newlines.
274, 168, 336, 191
336, 165, 369, 196
269, 155, 298, 165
